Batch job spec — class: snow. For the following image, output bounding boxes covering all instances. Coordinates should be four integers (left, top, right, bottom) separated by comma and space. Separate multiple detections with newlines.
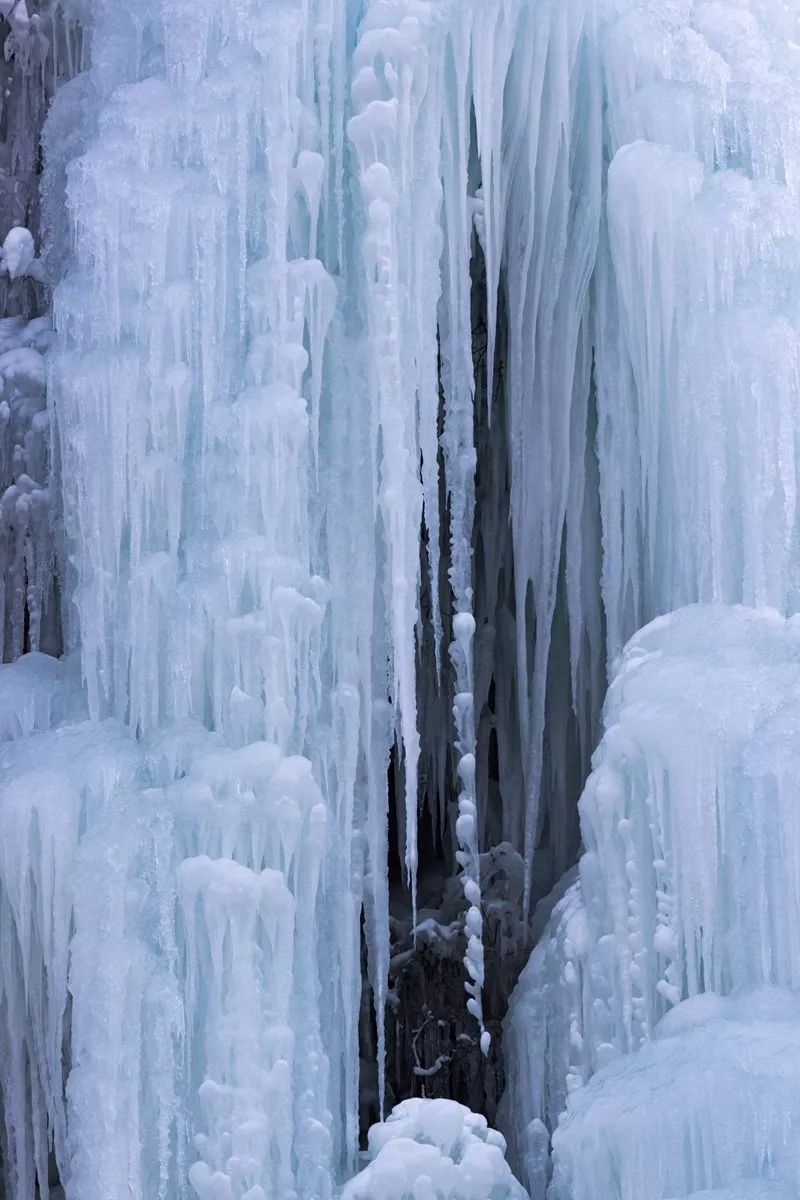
343, 1099, 528, 1200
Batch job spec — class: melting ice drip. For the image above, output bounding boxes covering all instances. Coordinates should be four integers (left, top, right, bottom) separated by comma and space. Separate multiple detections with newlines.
2, 1, 800, 1200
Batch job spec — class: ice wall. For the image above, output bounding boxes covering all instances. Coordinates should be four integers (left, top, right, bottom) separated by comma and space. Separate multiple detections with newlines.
2, 3, 610, 1193
552, 986, 800, 1200
0, 0, 555, 1193
3, 0, 800, 1197
501, 3, 800, 1194
32, 1, 350, 1195
595, 0, 800, 663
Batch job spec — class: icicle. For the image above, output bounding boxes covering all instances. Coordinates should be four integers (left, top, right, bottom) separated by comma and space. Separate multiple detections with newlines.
347, 0, 441, 923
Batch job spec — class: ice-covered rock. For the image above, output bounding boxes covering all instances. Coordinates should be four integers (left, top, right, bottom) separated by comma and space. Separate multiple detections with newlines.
578, 606, 800, 1025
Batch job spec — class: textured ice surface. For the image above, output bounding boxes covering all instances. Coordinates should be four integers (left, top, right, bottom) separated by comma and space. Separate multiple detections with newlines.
551, 989, 800, 1200
502, 606, 800, 1194
12, 2, 610, 1192
4, 0, 800, 1196
500, 0, 800, 1190
499, 872, 589, 1198
579, 607, 800, 1019
0, 712, 333, 1200
671, 1189, 795, 1200
594, 0, 800, 662
343, 1099, 528, 1200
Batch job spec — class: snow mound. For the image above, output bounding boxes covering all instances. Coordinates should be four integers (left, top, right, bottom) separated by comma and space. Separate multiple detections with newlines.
343, 1099, 528, 1200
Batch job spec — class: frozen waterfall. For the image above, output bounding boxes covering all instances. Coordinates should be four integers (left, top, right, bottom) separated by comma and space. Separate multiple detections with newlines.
1, 0, 800, 1198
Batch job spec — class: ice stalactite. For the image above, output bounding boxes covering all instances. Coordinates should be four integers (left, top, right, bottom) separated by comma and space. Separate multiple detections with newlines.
0, 0, 517, 1192
2, 0, 349, 1195
485, 0, 604, 918
345, 0, 610, 1070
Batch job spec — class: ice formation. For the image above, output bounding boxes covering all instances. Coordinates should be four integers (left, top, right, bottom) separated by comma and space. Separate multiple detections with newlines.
551, 987, 800, 1200
0, 314, 57, 659
344, 1099, 527, 1200
502, 607, 800, 1194
2, 0, 800, 1197
499, 2, 800, 1195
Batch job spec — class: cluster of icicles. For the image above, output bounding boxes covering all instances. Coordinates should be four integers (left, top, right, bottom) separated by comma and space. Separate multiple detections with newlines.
2, 0, 800, 1198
